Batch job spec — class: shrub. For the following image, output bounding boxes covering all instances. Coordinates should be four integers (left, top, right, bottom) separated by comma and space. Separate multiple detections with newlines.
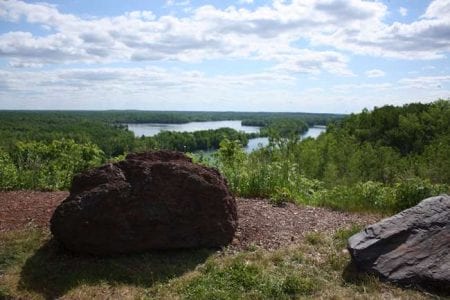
0, 151, 18, 190
394, 177, 449, 211
1, 139, 105, 190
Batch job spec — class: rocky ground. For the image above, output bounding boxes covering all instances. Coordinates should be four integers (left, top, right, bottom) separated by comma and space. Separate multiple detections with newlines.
0, 191, 380, 251
0, 191, 68, 232
231, 197, 379, 251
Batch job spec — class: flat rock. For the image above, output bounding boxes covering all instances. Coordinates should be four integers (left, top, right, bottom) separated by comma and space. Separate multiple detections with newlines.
348, 195, 450, 291
50, 151, 238, 255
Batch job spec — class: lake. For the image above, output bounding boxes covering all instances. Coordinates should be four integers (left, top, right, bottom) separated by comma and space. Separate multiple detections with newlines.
125, 121, 326, 152
245, 125, 326, 152
126, 120, 260, 137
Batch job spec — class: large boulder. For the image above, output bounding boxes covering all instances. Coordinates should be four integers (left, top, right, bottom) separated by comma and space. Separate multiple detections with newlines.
348, 195, 450, 291
50, 151, 238, 255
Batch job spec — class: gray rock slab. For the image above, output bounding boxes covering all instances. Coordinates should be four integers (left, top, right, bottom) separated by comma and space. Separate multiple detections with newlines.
348, 195, 449, 291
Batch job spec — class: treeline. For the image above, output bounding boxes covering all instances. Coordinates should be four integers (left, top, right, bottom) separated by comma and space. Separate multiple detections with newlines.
259, 118, 309, 138
336, 101, 449, 155
0, 110, 324, 155
0, 111, 256, 156
0, 112, 135, 157
0, 110, 343, 125
135, 128, 249, 152
206, 100, 450, 214
86, 110, 343, 125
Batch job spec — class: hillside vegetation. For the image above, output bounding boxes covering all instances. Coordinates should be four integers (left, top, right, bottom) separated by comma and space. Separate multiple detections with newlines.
0, 100, 449, 212
210, 100, 450, 214
0, 111, 330, 190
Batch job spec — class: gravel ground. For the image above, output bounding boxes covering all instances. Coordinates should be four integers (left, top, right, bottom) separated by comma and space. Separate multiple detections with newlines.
0, 191, 68, 232
0, 192, 380, 250
231, 197, 380, 251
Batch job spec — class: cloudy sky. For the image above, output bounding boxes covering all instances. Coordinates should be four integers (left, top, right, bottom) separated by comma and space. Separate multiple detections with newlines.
0, 0, 449, 113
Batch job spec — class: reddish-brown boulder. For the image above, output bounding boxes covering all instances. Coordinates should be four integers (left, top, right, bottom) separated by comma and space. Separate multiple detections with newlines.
50, 151, 238, 255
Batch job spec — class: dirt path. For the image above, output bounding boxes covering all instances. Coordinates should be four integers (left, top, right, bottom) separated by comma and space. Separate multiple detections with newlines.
0, 192, 380, 250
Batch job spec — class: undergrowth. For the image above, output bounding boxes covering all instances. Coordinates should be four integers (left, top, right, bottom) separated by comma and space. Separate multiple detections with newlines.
200, 139, 449, 215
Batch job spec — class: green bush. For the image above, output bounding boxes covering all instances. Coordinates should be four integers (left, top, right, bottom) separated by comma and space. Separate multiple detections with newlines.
312, 179, 449, 214
216, 140, 323, 206
394, 177, 449, 211
214, 139, 449, 214
1, 139, 105, 190
0, 151, 18, 190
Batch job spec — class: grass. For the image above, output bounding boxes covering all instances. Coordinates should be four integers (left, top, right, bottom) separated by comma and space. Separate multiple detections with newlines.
0, 228, 213, 299
0, 227, 438, 300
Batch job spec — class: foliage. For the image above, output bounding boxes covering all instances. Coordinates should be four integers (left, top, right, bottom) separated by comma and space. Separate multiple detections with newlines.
0, 152, 18, 190
393, 177, 449, 211
213, 100, 450, 213
0, 110, 340, 154
0, 112, 135, 156
310, 179, 447, 213
0, 110, 340, 190
0, 139, 104, 190
215, 138, 323, 205
135, 128, 249, 153
260, 118, 308, 139
0, 100, 449, 210
335, 100, 450, 155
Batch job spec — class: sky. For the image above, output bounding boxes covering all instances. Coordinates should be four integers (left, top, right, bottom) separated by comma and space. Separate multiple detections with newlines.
0, 0, 449, 113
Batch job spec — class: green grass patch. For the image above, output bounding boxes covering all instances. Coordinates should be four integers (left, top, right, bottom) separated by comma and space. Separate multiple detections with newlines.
304, 232, 326, 246
0, 228, 45, 273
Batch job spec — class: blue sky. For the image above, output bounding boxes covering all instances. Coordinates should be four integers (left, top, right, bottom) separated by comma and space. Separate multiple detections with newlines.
0, 0, 449, 113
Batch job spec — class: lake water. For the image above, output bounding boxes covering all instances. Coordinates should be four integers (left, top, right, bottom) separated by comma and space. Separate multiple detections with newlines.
127, 120, 260, 137
126, 121, 326, 152
245, 126, 326, 152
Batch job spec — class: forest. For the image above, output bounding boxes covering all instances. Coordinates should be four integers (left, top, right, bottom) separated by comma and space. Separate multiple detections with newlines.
0, 110, 322, 155
0, 100, 448, 213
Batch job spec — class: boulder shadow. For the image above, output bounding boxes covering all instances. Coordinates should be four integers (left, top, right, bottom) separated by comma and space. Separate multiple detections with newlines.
342, 262, 449, 297
19, 238, 215, 300
342, 261, 373, 285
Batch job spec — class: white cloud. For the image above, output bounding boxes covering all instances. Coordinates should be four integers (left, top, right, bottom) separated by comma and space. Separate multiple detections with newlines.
0, 67, 447, 112
238, 0, 254, 4
0, 66, 299, 110
273, 49, 353, 76
422, 0, 450, 19
398, 75, 450, 89
0, 66, 294, 97
0, 0, 387, 70
365, 69, 385, 78
399, 7, 408, 17
0, 0, 449, 76
165, 0, 191, 7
